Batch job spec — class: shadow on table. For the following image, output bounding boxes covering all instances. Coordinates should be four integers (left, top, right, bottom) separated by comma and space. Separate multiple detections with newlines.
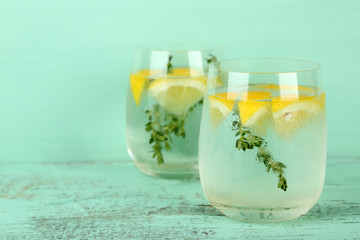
147, 204, 223, 217
297, 201, 360, 222
147, 200, 360, 223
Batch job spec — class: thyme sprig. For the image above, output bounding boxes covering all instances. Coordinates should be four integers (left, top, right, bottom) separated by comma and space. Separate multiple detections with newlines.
167, 55, 173, 73
232, 111, 288, 191
206, 54, 218, 64
145, 100, 203, 164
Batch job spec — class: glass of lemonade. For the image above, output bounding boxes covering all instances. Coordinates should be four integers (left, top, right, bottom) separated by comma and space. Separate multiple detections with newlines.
126, 44, 222, 179
199, 58, 326, 222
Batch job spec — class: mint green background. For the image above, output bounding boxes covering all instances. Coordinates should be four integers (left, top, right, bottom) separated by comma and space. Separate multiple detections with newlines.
0, 0, 359, 162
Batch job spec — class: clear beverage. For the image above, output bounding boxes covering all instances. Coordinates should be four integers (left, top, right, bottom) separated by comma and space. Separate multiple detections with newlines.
198, 59, 326, 222
126, 74, 204, 178
126, 45, 222, 179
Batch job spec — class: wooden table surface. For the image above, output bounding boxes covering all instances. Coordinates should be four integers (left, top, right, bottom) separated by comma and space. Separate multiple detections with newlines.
0, 157, 359, 239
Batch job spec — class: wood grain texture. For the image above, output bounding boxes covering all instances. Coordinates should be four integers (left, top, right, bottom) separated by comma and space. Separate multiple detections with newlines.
0, 157, 359, 239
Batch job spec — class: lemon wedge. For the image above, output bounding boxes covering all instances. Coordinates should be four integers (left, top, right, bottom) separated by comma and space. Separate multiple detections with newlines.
148, 76, 206, 115
209, 92, 239, 127
130, 69, 161, 106
272, 93, 325, 137
238, 91, 272, 135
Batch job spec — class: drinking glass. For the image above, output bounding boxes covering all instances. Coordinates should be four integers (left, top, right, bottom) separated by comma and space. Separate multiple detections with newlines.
126, 44, 222, 179
199, 58, 326, 222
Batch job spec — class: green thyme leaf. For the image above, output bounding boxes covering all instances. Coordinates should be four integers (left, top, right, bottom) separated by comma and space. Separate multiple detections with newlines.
167, 55, 173, 73
232, 112, 288, 191
206, 54, 218, 64
145, 100, 203, 164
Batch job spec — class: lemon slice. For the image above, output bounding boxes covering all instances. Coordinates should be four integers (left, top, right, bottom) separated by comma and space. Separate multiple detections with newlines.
130, 69, 161, 106
314, 92, 326, 108
172, 67, 223, 86
171, 67, 202, 76
259, 83, 316, 92
209, 92, 239, 127
258, 84, 317, 98
148, 76, 206, 115
272, 93, 325, 137
238, 91, 272, 135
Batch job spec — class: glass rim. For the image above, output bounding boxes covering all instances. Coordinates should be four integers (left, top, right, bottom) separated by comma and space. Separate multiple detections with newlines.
210, 58, 321, 74
134, 43, 223, 52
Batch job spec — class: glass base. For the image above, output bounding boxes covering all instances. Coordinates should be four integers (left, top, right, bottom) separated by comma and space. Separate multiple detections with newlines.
213, 202, 311, 222
133, 159, 199, 180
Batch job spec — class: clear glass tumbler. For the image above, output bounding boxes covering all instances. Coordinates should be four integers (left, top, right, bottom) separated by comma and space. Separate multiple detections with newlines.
199, 58, 326, 222
126, 44, 222, 179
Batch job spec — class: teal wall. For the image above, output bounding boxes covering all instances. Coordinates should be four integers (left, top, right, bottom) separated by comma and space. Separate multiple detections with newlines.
1, 0, 359, 162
